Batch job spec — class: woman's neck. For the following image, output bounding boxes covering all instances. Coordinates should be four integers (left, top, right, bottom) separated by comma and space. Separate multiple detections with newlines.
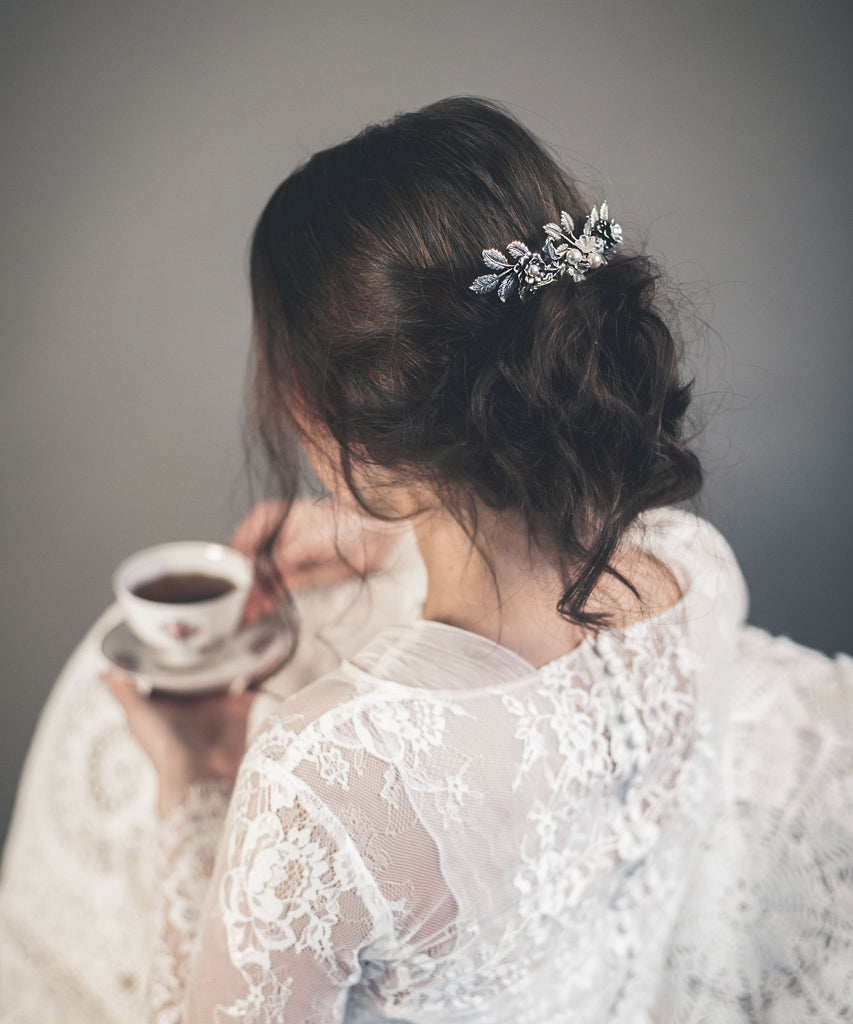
412, 505, 681, 669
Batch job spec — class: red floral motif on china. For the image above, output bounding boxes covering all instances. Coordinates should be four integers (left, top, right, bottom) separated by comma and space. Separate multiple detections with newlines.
161, 621, 200, 641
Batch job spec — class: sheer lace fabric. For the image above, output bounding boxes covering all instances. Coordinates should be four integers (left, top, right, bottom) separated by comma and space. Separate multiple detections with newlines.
145, 509, 752, 1023
2, 509, 851, 1023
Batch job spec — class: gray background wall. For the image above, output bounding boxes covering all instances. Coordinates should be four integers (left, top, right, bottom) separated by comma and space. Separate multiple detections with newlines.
1, 0, 851, 848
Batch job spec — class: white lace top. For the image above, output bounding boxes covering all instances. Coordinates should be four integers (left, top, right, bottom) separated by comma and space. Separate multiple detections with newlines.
147, 508, 772, 1023
4, 508, 851, 1023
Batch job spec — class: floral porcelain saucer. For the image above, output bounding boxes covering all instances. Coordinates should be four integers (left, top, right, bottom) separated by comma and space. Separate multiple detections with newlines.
101, 615, 291, 696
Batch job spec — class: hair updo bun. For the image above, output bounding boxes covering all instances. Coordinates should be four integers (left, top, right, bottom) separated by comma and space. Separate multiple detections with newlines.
250, 96, 702, 629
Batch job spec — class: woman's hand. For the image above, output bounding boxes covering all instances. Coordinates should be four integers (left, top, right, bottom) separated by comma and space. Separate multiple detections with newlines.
102, 671, 255, 818
230, 497, 407, 622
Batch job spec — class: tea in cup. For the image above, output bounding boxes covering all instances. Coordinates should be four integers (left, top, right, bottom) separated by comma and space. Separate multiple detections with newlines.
112, 542, 253, 668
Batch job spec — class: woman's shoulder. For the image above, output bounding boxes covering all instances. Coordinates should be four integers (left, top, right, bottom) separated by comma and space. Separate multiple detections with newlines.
629, 505, 750, 628
631, 506, 745, 585
245, 647, 441, 765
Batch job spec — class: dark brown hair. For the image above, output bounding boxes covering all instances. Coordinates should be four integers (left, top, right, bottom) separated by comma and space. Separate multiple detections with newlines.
249, 97, 702, 629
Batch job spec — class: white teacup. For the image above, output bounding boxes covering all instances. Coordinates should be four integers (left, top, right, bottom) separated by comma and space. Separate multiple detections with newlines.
112, 542, 253, 668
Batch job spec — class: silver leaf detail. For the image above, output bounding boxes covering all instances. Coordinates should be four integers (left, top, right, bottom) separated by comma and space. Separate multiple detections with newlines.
505, 240, 531, 260
497, 274, 517, 302
482, 248, 510, 270
470, 273, 501, 294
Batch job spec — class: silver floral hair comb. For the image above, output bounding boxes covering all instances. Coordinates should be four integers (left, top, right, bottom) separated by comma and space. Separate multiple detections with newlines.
470, 202, 623, 303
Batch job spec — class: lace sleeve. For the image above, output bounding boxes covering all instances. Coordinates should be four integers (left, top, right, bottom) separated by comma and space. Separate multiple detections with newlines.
148, 722, 392, 1024
150, 779, 233, 1024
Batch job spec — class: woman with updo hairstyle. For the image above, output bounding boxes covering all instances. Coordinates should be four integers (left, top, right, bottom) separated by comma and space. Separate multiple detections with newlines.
4, 97, 852, 1023
247, 98, 702, 644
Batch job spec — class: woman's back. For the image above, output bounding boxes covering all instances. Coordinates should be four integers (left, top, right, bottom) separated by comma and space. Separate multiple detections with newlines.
195, 509, 749, 1022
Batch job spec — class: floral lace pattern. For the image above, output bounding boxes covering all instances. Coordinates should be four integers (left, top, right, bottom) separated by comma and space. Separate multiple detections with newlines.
140, 514, 749, 1022
151, 779, 232, 1024
3, 511, 852, 1024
